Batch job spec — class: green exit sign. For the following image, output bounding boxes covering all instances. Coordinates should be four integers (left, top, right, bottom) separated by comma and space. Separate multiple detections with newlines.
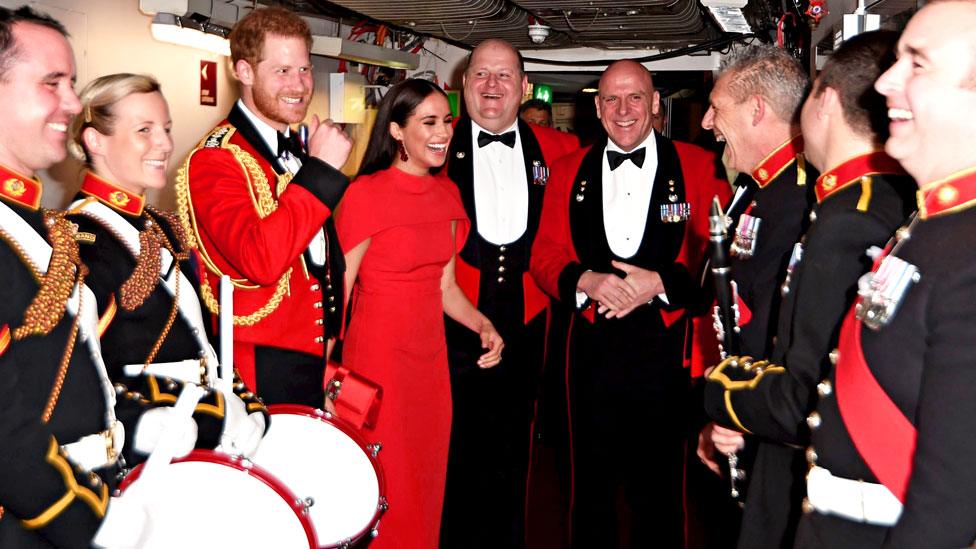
533, 84, 553, 103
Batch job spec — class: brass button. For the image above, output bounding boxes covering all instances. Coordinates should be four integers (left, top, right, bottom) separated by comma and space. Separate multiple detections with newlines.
315, 319, 324, 326
801, 498, 814, 514
499, 245, 507, 252
498, 266, 506, 273
829, 348, 840, 365
314, 336, 324, 343
311, 284, 320, 291
329, 307, 336, 312
313, 302, 323, 309
329, 295, 335, 302
327, 285, 333, 291
806, 412, 822, 429
805, 447, 818, 464
817, 380, 832, 397
497, 276, 505, 283
498, 255, 506, 262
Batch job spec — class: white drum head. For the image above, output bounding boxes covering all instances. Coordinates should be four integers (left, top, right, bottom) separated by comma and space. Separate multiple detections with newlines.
121, 452, 314, 548
252, 408, 382, 546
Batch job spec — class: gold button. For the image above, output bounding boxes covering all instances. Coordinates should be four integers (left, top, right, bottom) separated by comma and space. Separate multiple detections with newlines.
829, 349, 839, 365
315, 319, 324, 326
329, 307, 336, 312
314, 302, 323, 309
329, 295, 335, 302
801, 498, 814, 514
806, 412, 822, 429
497, 277, 505, 283
314, 336, 324, 343
498, 266, 506, 273
805, 447, 818, 464
817, 380, 832, 397
311, 284, 320, 291
498, 255, 505, 262
499, 245, 507, 252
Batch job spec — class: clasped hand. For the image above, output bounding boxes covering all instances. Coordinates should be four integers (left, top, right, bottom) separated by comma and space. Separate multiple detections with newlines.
578, 260, 664, 319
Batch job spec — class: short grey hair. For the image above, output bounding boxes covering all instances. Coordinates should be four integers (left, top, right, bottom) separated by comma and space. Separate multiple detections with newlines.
717, 44, 809, 123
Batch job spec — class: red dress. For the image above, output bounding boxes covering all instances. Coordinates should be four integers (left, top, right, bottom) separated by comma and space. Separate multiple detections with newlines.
336, 167, 468, 548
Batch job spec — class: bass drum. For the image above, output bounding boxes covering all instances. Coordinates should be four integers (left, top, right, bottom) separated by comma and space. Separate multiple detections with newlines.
251, 404, 387, 548
118, 449, 317, 548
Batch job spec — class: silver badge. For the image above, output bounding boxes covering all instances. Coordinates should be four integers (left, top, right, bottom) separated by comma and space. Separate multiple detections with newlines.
780, 242, 804, 296
855, 254, 920, 330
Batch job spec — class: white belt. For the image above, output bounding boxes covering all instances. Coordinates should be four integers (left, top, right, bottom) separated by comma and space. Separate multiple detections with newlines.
61, 421, 125, 472
123, 359, 206, 385
807, 465, 903, 526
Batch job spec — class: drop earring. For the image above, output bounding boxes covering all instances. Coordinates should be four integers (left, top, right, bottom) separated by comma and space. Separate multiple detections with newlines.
397, 140, 409, 162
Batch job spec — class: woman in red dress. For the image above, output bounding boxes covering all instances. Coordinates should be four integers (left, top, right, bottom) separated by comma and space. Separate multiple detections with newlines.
336, 79, 504, 547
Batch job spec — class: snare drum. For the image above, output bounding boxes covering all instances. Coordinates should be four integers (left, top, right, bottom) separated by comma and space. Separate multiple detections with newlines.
118, 450, 317, 548
251, 404, 387, 548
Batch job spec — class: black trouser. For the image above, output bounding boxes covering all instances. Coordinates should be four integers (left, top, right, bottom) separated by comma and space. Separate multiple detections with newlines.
737, 442, 806, 549
568, 307, 688, 549
254, 346, 325, 408
440, 313, 547, 549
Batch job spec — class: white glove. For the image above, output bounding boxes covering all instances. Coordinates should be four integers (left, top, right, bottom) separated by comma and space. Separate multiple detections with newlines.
216, 392, 265, 458
133, 407, 198, 458
91, 488, 152, 548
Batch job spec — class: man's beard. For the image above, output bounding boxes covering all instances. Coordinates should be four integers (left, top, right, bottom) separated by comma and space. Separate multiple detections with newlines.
252, 80, 308, 126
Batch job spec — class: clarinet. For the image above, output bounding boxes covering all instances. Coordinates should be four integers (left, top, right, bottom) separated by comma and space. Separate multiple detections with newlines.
707, 197, 746, 499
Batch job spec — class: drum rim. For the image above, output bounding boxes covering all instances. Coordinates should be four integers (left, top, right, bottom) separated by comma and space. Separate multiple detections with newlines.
118, 449, 319, 548
265, 404, 388, 547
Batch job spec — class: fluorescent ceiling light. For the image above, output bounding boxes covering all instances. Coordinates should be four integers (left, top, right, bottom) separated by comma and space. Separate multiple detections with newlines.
705, 5, 752, 34
151, 12, 230, 56
311, 36, 420, 70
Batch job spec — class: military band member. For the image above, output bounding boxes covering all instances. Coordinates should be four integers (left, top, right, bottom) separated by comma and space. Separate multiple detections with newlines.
791, 2, 976, 545
531, 59, 726, 547
0, 7, 151, 547
176, 7, 353, 407
703, 31, 918, 547
440, 38, 577, 548
696, 44, 816, 548
66, 73, 269, 459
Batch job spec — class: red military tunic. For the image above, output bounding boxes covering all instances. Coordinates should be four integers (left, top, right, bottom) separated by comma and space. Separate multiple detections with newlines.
176, 106, 348, 391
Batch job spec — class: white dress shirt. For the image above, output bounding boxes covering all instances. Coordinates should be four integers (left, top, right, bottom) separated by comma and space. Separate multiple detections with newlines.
237, 100, 326, 266
576, 132, 668, 308
602, 131, 659, 259
471, 120, 529, 245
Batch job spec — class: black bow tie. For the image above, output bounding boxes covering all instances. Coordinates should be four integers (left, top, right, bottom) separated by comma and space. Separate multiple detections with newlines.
607, 148, 646, 171
277, 131, 304, 159
477, 130, 516, 148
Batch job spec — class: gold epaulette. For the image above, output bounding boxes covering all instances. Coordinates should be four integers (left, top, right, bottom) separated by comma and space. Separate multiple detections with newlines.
707, 355, 785, 434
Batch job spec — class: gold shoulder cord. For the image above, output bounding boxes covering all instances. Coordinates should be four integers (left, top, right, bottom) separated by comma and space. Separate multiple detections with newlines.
77, 208, 189, 367
2, 211, 88, 423
175, 126, 292, 327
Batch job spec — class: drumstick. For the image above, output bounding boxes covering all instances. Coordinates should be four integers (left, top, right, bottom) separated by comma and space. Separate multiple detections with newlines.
219, 275, 234, 394
141, 383, 207, 480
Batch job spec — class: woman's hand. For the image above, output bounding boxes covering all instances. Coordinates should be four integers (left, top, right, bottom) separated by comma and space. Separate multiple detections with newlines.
476, 321, 504, 369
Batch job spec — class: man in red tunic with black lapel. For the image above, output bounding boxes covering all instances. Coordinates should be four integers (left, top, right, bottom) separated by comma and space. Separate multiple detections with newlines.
531, 59, 725, 547
440, 38, 578, 549
176, 7, 352, 407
